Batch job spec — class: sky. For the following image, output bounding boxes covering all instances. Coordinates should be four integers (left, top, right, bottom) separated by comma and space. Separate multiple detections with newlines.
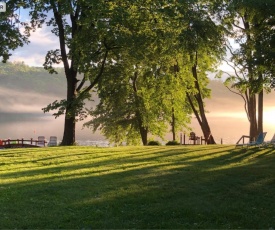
10, 26, 60, 67
8, 8, 61, 67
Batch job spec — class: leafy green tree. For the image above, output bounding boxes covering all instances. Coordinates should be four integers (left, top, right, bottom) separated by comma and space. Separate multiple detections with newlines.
0, 1, 29, 62
83, 2, 196, 145
85, 57, 192, 146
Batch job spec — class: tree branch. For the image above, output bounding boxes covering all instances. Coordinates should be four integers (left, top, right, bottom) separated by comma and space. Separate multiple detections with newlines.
186, 93, 202, 126
232, 22, 245, 31
132, 69, 138, 93
225, 85, 249, 120
81, 49, 109, 95
223, 58, 244, 80
76, 73, 86, 92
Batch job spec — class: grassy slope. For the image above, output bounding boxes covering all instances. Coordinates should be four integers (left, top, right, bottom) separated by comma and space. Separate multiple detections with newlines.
0, 145, 275, 229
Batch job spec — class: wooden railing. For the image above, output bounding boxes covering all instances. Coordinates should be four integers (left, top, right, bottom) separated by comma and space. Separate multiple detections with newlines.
179, 133, 216, 145
235, 135, 251, 146
0, 138, 47, 148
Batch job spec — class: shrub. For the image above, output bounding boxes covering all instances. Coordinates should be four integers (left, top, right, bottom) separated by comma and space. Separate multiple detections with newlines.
147, 140, 162, 146
166, 140, 180, 145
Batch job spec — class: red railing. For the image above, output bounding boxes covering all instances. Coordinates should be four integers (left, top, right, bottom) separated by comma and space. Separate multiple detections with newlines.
0, 138, 47, 148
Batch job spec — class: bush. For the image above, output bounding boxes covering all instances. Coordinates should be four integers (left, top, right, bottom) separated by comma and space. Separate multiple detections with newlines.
147, 140, 162, 146
166, 140, 180, 145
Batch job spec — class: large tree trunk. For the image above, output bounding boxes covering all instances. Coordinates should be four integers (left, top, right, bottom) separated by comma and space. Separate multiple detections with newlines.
258, 91, 263, 134
135, 109, 148, 145
140, 129, 148, 145
61, 70, 78, 145
258, 80, 264, 135
248, 93, 258, 141
138, 117, 148, 145
62, 116, 76, 145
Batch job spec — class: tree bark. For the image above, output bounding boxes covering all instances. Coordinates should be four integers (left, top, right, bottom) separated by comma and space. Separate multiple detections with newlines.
248, 93, 258, 141
62, 70, 78, 145
140, 127, 148, 146
132, 70, 148, 145
136, 112, 148, 145
62, 116, 76, 145
257, 73, 264, 135
258, 90, 263, 134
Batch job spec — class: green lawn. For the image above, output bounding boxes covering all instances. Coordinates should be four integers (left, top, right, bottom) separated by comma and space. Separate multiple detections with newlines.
0, 145, 275, 229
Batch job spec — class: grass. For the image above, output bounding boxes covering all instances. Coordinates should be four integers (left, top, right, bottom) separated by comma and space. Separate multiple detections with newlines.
0, 145, 275, 229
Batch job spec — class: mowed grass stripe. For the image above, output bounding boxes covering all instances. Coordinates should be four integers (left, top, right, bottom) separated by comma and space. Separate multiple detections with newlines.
0, 145, 275, 229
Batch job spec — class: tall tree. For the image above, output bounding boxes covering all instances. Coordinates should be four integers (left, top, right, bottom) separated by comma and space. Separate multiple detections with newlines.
177, 1, 225, 144
215, 0, 275, 140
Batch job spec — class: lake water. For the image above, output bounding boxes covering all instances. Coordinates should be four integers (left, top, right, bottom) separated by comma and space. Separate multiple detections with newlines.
0, 113, 109, 146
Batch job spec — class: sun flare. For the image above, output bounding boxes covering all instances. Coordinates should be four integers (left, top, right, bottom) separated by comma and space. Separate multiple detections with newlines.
264, 109, 275, 126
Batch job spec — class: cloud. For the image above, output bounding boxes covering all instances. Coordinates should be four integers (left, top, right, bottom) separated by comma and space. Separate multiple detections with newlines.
9, 26, 61, 67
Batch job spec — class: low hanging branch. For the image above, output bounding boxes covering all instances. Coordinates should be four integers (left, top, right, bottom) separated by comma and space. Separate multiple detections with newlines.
225, 85, 250, 121
221, 68, 250, 122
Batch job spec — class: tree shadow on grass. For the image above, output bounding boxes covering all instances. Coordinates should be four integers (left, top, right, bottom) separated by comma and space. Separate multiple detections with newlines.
1, 145, 275, 229
228, 146, 275, 163
0, 146, 233, 181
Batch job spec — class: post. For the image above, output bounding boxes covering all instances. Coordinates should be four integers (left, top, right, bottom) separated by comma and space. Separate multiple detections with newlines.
184, 133, 186, 145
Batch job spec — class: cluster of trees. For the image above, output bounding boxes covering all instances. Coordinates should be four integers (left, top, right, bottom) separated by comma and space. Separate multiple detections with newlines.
1, 0, 274, 145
